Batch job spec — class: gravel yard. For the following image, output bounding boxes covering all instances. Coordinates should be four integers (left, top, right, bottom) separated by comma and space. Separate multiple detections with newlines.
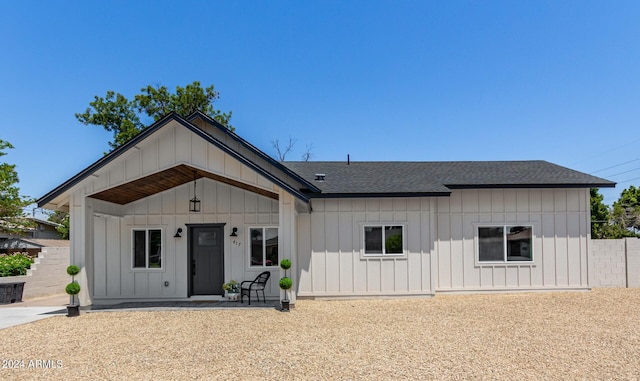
1, 288, 639, 380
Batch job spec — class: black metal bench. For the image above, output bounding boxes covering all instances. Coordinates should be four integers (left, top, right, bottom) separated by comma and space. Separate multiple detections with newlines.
240, 271, 270, 305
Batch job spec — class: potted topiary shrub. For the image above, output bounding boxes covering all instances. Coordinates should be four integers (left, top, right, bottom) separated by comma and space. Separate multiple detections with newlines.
279, 258, 292, 311
222, 280, 240, 301
65, 265, 81, 317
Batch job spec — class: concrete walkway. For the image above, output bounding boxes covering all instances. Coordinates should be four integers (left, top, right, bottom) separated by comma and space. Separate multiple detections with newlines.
0, 294, 68, 330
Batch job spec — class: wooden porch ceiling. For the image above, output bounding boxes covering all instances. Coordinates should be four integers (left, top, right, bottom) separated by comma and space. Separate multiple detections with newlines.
89, 164, 279, 205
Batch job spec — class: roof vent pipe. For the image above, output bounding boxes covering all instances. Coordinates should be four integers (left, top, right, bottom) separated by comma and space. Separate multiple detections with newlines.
315, 174, 326, 181
347, 154, 350, 165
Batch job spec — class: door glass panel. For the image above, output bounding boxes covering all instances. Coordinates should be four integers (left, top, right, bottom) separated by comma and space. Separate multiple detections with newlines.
198, 231, 217, 246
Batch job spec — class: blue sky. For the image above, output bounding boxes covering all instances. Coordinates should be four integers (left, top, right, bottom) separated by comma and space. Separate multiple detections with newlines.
1, 1, 639, 211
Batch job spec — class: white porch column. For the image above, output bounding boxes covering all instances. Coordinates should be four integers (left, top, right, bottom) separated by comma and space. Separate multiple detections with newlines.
278, 191, 297, 304
69, 191, 93, 306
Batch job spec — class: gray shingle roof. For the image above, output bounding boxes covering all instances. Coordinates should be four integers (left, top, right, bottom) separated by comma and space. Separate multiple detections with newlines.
282, 161, 615, 197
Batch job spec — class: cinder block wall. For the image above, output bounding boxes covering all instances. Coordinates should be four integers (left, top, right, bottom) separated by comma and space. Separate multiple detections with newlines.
590, 238, 640, 288
590, 239, 627, 287
0, 247, 70, 299
627, 239, 640, 288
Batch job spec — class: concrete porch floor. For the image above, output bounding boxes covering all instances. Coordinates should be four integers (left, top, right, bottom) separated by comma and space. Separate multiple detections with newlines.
88, 299, 283, 311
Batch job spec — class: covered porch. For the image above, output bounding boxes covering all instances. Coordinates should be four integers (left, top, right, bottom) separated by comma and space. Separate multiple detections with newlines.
37, 113, 313, 307
78, 162, 300, 306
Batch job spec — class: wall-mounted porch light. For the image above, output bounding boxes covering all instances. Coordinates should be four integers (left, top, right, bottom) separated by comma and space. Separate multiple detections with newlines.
230, 227, 238, 237
174, 228, 183, 238
190, 171, 201, 213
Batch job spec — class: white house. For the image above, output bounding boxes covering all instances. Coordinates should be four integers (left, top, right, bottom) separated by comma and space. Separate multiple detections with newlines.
37, 112, 615, 306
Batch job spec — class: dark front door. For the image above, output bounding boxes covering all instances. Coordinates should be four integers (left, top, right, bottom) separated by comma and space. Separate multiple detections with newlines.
190, 225, 224, 295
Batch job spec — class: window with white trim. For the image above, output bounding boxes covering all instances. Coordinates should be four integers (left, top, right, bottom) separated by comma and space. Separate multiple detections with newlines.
363, 225, 404, 255
249, 227, 278, 267
132, 228, 162, 269
477, 225, 533, 263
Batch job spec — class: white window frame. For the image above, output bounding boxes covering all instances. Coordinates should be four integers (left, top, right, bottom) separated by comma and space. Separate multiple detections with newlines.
131, 228, 164, 270
248, 226, 279, 268
475, 224, 534, 265
362, 224, 406, 257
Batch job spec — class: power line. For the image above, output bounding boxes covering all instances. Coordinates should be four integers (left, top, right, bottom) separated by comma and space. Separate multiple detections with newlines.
603, 166, 640, 178
591, 158, 640, 174
617, 176, 640, 185
570, 136, 640, 166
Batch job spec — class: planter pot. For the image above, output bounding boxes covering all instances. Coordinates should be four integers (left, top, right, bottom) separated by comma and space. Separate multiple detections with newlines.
0, 282, 26, 304
12, 282, 25, 303
281, 299, 290, 312
227, 292, 239, 302
67, 304, 80, 317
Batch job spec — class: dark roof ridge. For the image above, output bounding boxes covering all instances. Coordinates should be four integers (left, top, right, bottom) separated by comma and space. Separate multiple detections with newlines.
284, 159, 549, 163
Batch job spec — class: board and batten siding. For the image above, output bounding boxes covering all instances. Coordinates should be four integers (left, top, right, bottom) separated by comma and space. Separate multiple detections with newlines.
296, 197, 434, 297
90, 180, 280, 303
434, 188, 591, 292
66, 119, 284, 304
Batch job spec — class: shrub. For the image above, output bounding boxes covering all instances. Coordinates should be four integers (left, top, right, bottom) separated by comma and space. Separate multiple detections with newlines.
65, 282, 81, 295
0, 252, 34, 277
280, 258, 291, 270
67, 265, 80, 276
279, 277, 292, 290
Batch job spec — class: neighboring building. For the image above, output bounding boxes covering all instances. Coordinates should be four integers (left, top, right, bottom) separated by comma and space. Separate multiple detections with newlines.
0, 217, 66, 256
0, 217, 63, 240
0, 238, 69, 257
37, 112, 615, 306
27, 217, 64, 240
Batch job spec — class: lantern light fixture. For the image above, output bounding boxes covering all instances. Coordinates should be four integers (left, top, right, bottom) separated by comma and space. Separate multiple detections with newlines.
189, 171, 201, 213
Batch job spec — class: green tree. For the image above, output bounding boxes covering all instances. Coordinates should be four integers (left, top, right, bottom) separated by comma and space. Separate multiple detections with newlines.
76, 81, 233, 150
612, 185, 640, 236
47, 210, 70, 239
0, 140, 35, 235
590, 188, 610, 239
590, 188, 638, 239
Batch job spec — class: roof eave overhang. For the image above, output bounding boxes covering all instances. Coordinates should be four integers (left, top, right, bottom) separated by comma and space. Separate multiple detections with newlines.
306, 192, 452, 199
445, 183, 617, 189
300, 181, 617, 198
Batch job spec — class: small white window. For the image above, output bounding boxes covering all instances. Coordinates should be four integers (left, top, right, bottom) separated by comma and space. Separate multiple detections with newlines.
249, 227, 278, 267
477, 225, 533, 263
363, 225, 404, 256
132, 228, 162, 269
